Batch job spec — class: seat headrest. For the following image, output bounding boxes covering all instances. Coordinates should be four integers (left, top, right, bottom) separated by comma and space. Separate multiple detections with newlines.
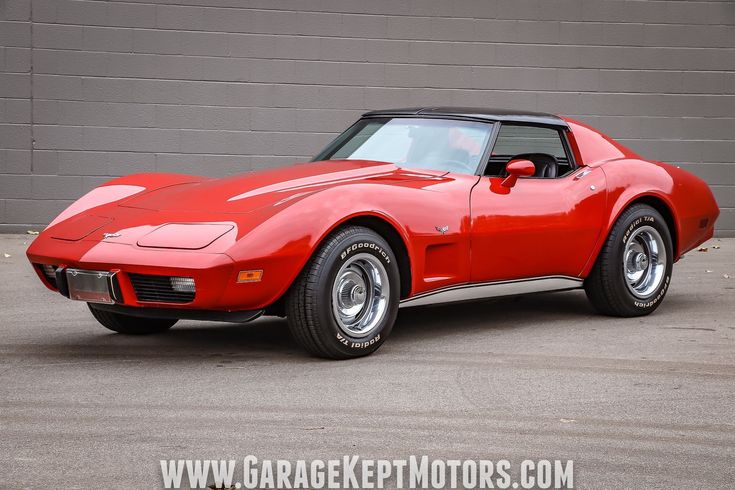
510, 153, 558, 178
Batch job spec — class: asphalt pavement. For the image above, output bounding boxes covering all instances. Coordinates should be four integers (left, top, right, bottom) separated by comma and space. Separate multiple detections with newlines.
1, 234, 733, 489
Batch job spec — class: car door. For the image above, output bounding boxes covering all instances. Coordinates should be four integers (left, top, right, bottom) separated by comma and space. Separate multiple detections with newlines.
470, 123, 607, 282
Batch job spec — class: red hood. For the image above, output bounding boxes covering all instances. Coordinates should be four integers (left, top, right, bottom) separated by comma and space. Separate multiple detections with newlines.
118, 159, 442, 213
43, 160, 453, 246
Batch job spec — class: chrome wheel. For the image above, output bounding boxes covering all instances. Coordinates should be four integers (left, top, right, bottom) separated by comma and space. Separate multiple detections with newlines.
331, 253, 390, 338
623, 225, 667, 298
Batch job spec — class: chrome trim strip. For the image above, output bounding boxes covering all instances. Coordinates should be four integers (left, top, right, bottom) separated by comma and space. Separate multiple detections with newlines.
399, 276, 583, 308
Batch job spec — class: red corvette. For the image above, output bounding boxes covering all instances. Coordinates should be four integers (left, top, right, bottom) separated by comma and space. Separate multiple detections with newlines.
27, 107, 719, 358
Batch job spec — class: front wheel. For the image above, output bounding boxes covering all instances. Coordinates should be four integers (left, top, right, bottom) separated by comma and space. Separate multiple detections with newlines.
88, 304, 177, 335
286, 226, 400, 359
584, 204, 673, 317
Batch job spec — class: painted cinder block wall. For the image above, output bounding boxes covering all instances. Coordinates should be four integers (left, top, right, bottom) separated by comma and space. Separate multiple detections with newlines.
1, 0, 734, 234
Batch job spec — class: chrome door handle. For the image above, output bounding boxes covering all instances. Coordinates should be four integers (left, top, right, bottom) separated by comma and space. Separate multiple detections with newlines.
574, 168, 592, 180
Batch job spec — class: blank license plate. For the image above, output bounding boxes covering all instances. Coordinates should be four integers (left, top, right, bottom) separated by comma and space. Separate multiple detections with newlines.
66, 269, 115, 304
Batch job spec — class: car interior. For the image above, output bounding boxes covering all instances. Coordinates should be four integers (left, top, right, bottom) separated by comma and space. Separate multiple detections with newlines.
485, 152, 573, 178
483, 124, 575, 178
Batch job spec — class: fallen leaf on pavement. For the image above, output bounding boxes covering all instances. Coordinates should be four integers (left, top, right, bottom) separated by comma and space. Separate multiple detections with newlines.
724, 274, 731, 279
713, 245, 721, 249
2, 253, 10, 258
697, 247, 708, 252
26, 230, 39, 235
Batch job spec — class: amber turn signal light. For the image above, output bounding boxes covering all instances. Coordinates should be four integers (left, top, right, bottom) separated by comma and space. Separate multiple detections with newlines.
237, 270, 263, 283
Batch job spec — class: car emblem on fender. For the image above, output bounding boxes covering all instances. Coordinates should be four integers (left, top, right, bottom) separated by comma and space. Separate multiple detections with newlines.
103, 232, 121, 239
435, 225, 449, 235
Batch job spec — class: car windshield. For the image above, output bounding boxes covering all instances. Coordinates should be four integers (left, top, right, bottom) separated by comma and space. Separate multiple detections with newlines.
314, 117, 493, 175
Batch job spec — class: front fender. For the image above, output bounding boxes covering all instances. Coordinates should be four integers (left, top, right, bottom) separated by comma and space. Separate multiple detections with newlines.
221, 185, 415, 309
222, 175, 476, 309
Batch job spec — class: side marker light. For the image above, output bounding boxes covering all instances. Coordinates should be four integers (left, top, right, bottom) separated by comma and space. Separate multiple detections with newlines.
237, 270, 263, 283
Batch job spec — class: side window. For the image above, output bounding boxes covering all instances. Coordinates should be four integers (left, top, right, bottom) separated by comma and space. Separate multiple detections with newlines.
485, 124, 574, 178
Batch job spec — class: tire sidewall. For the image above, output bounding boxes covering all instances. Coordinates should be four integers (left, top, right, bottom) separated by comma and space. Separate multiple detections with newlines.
612, 207, 673, 314
314, 231, 400, 357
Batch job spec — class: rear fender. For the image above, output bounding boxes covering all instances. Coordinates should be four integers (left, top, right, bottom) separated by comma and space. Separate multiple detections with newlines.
581, 159, 717, 277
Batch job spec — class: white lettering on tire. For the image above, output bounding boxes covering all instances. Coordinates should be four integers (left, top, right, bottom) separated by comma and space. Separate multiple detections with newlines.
336, 332, 381, 349
340, 242, 391, 264
620, 215, 668, 309
634, 275, 670, 308
622, 216, 655, 244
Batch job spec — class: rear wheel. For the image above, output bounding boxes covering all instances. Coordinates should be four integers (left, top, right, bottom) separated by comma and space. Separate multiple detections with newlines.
584, 204, 673, 317
88, 303, 177, 335
286, 226, 400, 359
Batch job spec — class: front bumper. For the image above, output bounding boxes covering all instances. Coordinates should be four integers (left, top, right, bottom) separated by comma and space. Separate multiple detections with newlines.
27, 237, 275, 312
90, 303, 264, 323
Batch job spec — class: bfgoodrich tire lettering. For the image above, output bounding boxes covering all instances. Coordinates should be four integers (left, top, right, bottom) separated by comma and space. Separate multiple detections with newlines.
286, 226, 400, 359
584, 204, 674, 317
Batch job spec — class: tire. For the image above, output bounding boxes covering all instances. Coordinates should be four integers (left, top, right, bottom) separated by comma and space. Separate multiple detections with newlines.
88, 303, 177, 335
584, 204, 673, 317
286, 226, 400, 359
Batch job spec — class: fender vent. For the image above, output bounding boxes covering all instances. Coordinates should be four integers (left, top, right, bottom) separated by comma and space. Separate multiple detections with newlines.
128, 273, 196, 304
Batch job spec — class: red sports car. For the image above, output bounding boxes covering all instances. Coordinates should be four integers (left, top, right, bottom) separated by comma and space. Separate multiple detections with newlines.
27, 107, 719, 359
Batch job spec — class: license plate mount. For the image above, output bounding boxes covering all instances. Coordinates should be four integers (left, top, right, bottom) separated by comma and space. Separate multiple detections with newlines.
66, 268, 116, 304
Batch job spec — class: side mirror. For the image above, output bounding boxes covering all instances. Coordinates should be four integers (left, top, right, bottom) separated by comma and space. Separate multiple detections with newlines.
501, 159, 535, 188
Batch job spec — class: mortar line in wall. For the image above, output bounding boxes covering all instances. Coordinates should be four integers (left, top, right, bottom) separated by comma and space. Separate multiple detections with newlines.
38, 1, 735, 29
26, 21, 735, 51
28, 73, 735, 84
14, 98, 735, 119
28, 45, 735, 72
29, 1, 34, 174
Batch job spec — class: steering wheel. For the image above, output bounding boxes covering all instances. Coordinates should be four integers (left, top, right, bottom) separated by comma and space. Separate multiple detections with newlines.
441, 159, 475, 174
418, 150, 475, 174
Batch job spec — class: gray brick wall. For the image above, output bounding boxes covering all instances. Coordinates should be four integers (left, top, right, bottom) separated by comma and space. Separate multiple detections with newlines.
1, 0, 734, 234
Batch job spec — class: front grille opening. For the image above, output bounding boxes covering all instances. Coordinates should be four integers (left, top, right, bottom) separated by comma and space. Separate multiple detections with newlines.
36, 264, 58, 289
129, 273, 196, 304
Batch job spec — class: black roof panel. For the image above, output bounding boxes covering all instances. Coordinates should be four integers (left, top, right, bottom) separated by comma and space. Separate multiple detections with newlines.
362, 107, 568, 128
